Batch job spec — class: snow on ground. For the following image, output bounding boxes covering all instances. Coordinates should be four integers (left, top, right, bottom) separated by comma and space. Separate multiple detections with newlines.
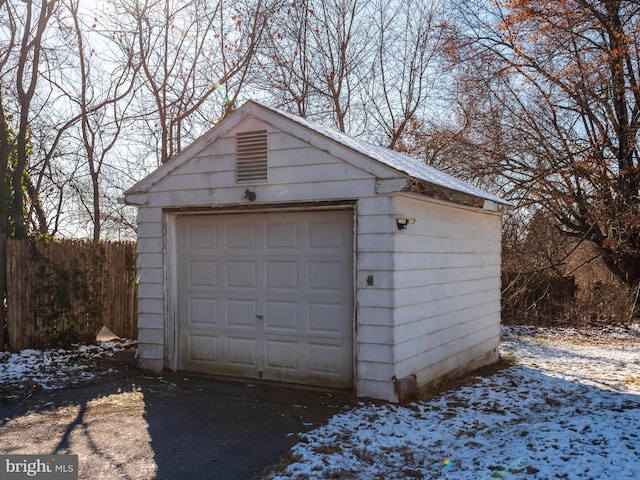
0, 339, 135, 402
1, 327, 638, 479
267, 325, 640, 480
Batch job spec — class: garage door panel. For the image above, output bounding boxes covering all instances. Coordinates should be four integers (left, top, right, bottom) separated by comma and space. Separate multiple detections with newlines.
188, 261, 218, 288
308, 302, 347, 334
189, 334, 219, 362
265, 300, 299, 331
266, 222, 298, 249
177, 210, 353, 388
266, 260, 299, 290
265, 339, 299, 371
309, 220, 348, 248
226, 260, 258, 289
187, 225, 218, 250
188, 298, 218, 326
225, 299, 258, 328
226, 223, 257, 249
226, 337, 258, 367
307, 260, 347, 292
308, 342, 348, 375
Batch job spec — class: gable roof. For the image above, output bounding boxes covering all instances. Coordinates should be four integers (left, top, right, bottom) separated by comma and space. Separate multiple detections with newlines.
125, 100, 511, 208
262, 102, 510, 207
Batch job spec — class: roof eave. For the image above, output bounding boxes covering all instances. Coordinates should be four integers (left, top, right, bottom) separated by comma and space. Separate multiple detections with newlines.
409, 180, 512, 213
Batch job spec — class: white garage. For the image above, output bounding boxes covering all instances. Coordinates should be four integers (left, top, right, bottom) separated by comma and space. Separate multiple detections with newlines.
176, 210, 353, 387
125, 100, 511, 402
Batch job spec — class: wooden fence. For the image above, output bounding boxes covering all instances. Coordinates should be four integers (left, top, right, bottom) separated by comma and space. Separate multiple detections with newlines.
5, 238, 137, 351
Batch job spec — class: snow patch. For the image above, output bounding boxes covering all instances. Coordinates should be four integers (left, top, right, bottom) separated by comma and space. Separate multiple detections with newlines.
266, 325, 640, 479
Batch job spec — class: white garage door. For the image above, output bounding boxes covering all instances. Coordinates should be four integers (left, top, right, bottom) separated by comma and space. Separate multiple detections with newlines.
176, 210, 354, 388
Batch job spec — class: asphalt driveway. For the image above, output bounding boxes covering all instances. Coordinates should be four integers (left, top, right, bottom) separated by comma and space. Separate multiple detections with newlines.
0, 368, 356, 479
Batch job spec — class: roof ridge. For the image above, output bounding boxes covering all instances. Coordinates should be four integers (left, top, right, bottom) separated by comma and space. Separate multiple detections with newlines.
249, 100, 511, 207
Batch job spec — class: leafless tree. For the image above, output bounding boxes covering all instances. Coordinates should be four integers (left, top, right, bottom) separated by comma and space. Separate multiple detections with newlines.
111, 0, 277, 164
259, 0, 374, 133
0, 0, 59, 238
363, 0, 451, 149
448, 0, 640, 290
259, 0, 453, 144
51, 0, 139, 240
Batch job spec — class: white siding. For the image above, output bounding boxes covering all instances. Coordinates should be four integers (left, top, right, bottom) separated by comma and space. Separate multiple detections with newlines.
390, 193, 502, 389
355, 196, 396, 400
135, 206, 165, 372
140, 117, 386, 207
128, 107, 505, 402
132, 118, 399, 400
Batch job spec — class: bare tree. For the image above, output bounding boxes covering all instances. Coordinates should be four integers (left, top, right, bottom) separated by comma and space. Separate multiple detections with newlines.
0, 0, 16, 238
52, 0, 139, 240
259, 0, 373, 133
364, 0, 451, 149
0, 0, 59, 238
0, 0, 279, 242
112, 0, 275, 164
449, 0, 640, 290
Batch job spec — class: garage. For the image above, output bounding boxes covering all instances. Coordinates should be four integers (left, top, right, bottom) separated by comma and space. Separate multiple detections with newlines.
125, 100, 511, 401
176, 210, 354, 388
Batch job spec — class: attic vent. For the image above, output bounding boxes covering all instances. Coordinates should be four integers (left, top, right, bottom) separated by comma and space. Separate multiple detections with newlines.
236, 130, 268, 183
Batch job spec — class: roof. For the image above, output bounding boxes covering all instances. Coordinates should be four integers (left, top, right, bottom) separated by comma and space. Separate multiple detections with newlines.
126, 100, 511, 208
260, 101, 510, 207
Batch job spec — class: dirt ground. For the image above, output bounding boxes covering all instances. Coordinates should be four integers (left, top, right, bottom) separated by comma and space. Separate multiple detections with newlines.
0, 362, 356, 480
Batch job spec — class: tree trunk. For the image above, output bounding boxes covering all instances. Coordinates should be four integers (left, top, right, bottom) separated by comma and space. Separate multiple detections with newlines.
0, 232, 6, 350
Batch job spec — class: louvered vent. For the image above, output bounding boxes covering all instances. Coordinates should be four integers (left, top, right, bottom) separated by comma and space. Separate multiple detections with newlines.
236, 130, 268, 183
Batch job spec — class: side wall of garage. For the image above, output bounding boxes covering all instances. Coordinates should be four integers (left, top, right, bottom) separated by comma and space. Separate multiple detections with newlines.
390, 193, 503, 388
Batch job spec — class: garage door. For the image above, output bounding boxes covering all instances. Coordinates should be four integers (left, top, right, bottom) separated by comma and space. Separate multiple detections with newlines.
176, 210, 354, 388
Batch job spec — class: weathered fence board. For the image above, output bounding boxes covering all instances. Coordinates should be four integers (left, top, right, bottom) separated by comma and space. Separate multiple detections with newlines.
5, 239, 137, 351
